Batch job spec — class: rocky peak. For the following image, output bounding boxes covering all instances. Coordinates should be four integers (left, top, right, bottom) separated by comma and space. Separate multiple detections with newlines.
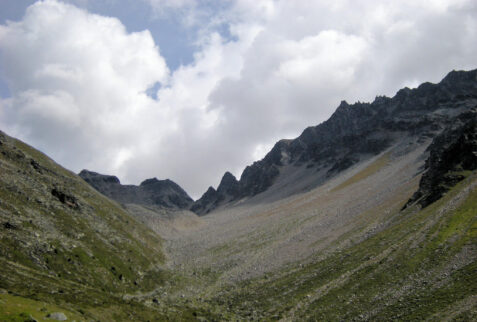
373, 95, 391, 105
217, 172, 240, 196
190, 186, 218, 215
191, 68, 477, 216
140, 177, 160, 186
79, 169, 120, 184
219, 172, 238, 186
335, 100, 350, 112
191, 172, 242, 216
79, 170, 193, 209
441, 69, 477, 85
395, 87, 412, 100
205, 186, 217, 195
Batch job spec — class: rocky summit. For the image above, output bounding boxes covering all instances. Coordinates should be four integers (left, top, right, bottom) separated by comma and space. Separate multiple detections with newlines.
79, 169, 193, 209
192, 69, 477, 215
191, 171, 240, 215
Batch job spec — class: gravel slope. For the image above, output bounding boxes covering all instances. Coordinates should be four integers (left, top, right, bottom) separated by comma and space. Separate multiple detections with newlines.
161, 140, 429, 284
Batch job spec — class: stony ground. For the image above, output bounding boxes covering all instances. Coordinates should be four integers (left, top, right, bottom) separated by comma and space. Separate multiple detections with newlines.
160, 141, 426, 283
120, 136, 476, 320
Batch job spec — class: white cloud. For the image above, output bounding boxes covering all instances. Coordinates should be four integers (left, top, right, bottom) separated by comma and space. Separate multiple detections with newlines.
0, 0, 170, 174
0, 0, 476, 199
146, 0, 196, 10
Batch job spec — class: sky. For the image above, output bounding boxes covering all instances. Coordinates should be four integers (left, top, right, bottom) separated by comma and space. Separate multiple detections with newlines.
0, 0, 476, 199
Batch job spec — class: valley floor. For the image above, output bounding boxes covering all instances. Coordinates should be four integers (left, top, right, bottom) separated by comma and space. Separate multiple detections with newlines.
116, 142, 477, 320
165, 143, 426, 282
157, 159, 477, 320
1, 140, 477, 321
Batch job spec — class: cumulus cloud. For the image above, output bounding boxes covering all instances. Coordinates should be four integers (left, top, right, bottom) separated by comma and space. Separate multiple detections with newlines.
0, 0, 169, 175
146, 0, 196, 10
0, 0, 476, 198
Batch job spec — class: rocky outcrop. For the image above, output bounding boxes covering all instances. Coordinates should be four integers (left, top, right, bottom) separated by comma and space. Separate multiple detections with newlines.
190, 187, 219, 215
192, 69, 477, 215
217, 172, 240, 197
79, 170, 193, 209
405, 108, 477, 208
191, 172, 241, 215
51, 187, 80, 210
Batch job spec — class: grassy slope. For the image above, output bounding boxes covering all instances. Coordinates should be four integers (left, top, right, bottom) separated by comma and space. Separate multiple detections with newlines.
209, 172, 477, 321
0, 132, 224, 320
0, 293, 84, 322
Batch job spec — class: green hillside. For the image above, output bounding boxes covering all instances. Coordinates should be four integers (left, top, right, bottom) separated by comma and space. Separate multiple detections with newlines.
0, 130, 202, 320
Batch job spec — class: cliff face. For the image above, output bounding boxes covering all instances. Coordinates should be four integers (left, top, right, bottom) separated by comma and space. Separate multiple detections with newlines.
79, 170, 193, 209
192, 69, 477, 215
190, 172, 240, 215
405, 108, 477, 208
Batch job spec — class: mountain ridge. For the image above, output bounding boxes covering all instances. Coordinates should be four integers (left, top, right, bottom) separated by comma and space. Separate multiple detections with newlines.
79, 169, 193, 209
192, 68, 477, 215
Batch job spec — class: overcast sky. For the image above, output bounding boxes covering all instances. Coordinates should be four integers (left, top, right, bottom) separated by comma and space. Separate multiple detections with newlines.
0, 0, 476, 199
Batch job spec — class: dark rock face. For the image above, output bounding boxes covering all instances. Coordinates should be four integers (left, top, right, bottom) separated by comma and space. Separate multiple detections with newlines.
192, 69, 477, 215
51, 188, 80, 210
405, 108, 477, 208
79, 170, 193, 209
192, 172, 241, 215
217, 172, 240, 196
190, 187, 219, 215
